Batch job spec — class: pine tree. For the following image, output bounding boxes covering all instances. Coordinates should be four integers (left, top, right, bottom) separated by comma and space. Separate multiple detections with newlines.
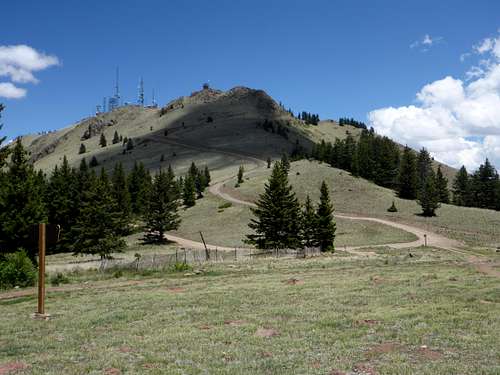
99, 133, 107, 147
237, 165, 244, 184
126, 138, 134, 151
281, 153, 290, 173
71, 170, 125, 258
128, 161, 151, 216
417, 170, 440, 216
417, 148, 433, 191
112, 131, 120, 144
143, 169, 181, 243
182, 175, 196, 207
316, 181, 336, 252
470, 158, 499, 210
203, 165, 211, 187
452, 166, 470, 206
0, 140, 46, 261
111, 163, 132, 235
46, 156, 78, 252
435, 165, 449, 203
245, 162, 301, 250
0, 104, 10, 168
79, 143, 86, 154
90, 155, 99, 167
300, 195, 320, 248
397, 146, 418, 199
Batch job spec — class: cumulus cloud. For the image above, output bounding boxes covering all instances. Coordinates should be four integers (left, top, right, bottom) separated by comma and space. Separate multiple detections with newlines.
0, 45, 59, 98
0, 82, 26, 99
410, 34, 444, 52
369, 32, 500, 171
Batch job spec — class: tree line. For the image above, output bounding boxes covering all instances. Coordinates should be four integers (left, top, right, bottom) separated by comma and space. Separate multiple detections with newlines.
338, 117, 367, 129
311, 128, 500, 215
246, 157, 336, 252
0, 138, 211, 263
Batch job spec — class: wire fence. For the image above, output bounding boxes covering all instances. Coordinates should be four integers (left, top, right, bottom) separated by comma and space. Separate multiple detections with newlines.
97, 246, 322, 271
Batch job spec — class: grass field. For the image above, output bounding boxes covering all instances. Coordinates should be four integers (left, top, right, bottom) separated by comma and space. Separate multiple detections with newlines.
1, 247, 499, 374
233, 160, 500, 248
173, 193, 418, 248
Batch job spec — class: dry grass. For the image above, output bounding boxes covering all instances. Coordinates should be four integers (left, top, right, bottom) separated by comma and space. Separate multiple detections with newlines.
232, 160, 500, 248
1, 247, 499, 374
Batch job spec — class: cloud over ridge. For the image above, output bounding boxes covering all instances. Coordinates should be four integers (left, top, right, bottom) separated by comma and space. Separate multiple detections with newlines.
370, 32, 500, 171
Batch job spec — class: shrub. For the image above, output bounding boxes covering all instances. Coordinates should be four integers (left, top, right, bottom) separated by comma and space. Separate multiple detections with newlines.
218, 202, 232, 210
0, 250, 37, 289
387, 201, 398, 212
50, 272, 70, 286
170, 262, 191, 273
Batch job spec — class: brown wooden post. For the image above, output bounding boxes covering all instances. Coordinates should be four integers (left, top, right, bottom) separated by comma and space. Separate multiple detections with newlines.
200, 231, 209, 260
37, 223, 46, 315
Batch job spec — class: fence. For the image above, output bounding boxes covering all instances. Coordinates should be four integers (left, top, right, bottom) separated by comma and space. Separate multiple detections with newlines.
96, 246, 322, 272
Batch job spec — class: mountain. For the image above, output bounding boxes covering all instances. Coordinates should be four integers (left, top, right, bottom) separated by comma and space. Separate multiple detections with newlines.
18, 84, 456, 183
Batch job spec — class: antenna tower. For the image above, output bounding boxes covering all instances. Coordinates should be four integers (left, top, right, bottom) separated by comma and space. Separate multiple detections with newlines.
138, 77, 144, 106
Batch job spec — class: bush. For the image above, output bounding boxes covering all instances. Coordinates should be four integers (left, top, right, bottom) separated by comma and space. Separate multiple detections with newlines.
50, 272, 70, 286
0, 250, 37, 289
170, 262, 191, 273
218, 202, 232, 210
387, 201, 398, 212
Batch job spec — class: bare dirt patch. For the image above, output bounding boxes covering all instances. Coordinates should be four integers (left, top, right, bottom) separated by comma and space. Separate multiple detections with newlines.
284, 278, 304, 285
255, 328, 279, 338
199, 324, 212, 330
329, 370, 347, 375
416, 346, 443, 361
103, 368, 121, 375
117, 346, 135, 353
353, 363, 378, 375
0, 362, 29, 375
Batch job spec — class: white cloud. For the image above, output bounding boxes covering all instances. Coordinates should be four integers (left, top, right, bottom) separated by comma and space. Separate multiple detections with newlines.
0, 45, 59, 98
370, 31, 500, 171
410, 34, 444, 52
0, 82, 26, 99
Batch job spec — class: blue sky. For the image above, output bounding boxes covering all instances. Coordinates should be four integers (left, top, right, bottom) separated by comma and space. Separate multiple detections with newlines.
1, 0, 499, 169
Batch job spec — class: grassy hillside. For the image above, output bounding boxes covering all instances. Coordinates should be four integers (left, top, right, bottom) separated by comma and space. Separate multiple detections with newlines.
228, 160, 500, 248
173, 193, 417, 248
1, 249, 499, 374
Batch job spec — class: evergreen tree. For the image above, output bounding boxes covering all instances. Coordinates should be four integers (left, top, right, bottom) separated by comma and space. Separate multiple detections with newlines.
452, 166, 470, 206
470, 158, 499, 210
435, 165, 449, 203
89, 155, 99, 167
245, 162, 301, 250
316, 181, 336, 252
0, 104, 10, 168
182, 175, 196, 207
417, 148, 433, 191
300, 195, 320, 248
267, 157, 271, 169
0, 140, 46, 261
79, 143, 86, 154
128, 161, 151, 216
46, 156, 78, 252
203, 165, 211, 187
281, 153, 290, 173
143, 169, 181, 243
111, 163, 132, 235
71, 170, 125, 258
417, 170, 440, 216
237, 165, 244, 184
99, 133, 107, 147
397, 146, 418, 199
112, 131, 120, 145
126, 138, 134, 151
